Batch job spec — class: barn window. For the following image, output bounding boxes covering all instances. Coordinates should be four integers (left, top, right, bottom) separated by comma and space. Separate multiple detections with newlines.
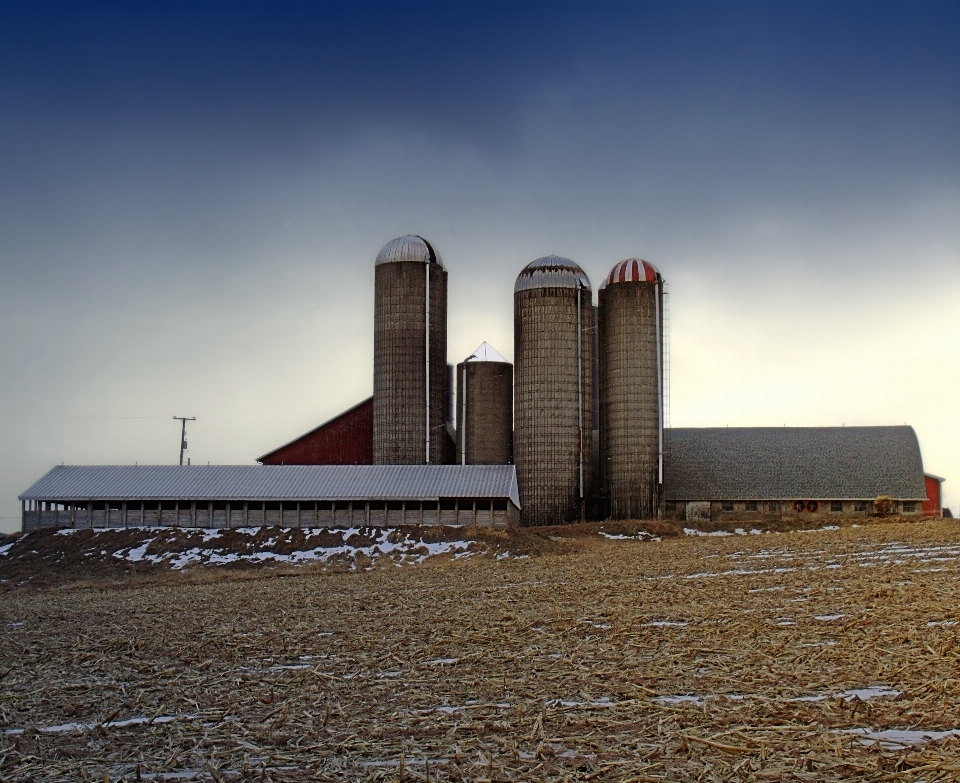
902, 502, 916, 513
492, 500, 507, 511
664, 501, 676, 513
767, 502, 780, 513
745, 501, 758, 512
369, 501, 385, 511
855, 501, 868, 512
264, 501, 280, 511
281, 501, 298, 511
387, 501, 404, 511
830, 501, 843, 513
334, 501, 349, 510
476, 500, 491, 511
212, 501, 227, 511
162, 501, 178, 511
440, 499, 457, 511
458, 500, 474, 511
721, 501, 734, 512
422, 501, 438, 511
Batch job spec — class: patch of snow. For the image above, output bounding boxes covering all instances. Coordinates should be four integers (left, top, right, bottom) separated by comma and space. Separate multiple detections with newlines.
0, 542, 15, 556
55, 529, 79, 536
839, 686, 901, 701
684, 528, 732, 537
425, 658, 458, 666
927, 620, 958, 627
643, 621, 688, 627
815, 614, 845, 621
838, 727, 960, 749
4, 714, 192, 736
654, 695, 709, 706
125, 542, 152, 562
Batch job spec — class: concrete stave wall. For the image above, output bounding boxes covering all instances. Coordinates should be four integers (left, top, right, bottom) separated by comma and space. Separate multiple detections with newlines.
515, 285, 595, 525
373, 261, 449, 465
456, 361, 513, 465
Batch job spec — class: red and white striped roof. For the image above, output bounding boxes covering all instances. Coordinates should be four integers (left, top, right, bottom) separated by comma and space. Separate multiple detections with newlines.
600, 258, 659, 288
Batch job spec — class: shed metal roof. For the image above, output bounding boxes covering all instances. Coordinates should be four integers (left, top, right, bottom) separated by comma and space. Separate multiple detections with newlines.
664, 426, 927, 501
20, 465, 520, 508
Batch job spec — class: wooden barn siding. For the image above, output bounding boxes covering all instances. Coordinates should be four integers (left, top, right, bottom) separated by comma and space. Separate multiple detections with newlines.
260, 398, 374, 466
923, 476, 942, 517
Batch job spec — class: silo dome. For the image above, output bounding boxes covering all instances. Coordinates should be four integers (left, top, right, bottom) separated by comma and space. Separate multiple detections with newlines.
515, 255, 590, 292
600, 258, 660, 288
376, 235, 444, 267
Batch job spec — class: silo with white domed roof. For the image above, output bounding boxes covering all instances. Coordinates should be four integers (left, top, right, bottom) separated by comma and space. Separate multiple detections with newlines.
514, 256, 595, 525
598, 258, 664, 519
373, 235, 449, 465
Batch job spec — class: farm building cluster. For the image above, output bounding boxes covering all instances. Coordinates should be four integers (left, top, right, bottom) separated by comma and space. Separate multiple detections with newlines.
20, 236, 946, 531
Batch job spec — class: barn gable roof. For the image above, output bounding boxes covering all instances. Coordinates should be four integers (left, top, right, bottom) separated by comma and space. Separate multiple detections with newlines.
664, 426, 926, 501
20, 464, 520, 508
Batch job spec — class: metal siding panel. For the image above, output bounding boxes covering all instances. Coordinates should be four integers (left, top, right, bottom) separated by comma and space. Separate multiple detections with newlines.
19, 464, 519, 504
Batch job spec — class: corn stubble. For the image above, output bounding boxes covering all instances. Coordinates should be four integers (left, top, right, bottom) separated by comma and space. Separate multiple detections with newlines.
1, 520, 959, 782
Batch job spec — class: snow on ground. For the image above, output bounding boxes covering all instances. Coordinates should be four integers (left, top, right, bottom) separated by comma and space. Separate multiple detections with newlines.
837, 727, 960, 749
59, 526, 493, 570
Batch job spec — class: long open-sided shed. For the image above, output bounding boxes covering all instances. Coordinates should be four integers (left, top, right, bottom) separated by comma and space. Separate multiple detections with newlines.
20, 464, 520, 530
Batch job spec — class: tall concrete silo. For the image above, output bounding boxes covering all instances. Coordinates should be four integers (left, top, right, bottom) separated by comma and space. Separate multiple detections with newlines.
598, 258, 663, 519
514, 256, 595, 525
456, 342, 513, 465
373, 235, 449, 465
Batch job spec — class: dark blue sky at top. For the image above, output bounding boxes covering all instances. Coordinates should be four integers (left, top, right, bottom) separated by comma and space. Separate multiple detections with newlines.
3, 1, 957, 217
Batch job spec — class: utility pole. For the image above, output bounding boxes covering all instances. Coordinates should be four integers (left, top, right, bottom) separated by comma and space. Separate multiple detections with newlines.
173, 416, 195, 465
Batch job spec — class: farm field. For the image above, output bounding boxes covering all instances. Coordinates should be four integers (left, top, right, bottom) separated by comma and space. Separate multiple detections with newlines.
2, 520, 959, 782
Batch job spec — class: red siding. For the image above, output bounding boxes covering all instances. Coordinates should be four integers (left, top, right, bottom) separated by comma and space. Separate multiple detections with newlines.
258, 398, 373, 465
923, 474, 943, 517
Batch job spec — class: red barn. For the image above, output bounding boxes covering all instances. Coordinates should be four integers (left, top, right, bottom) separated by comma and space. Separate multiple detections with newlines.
924, 473, 945, 517
258, 398, 373, 466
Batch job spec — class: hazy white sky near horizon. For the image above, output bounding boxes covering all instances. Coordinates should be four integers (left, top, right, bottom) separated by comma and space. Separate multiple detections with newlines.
1, 1, 958, 531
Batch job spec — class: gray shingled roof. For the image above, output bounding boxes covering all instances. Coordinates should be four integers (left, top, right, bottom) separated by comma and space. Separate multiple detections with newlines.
20, 465, 520, 508
664, 426, 926, 501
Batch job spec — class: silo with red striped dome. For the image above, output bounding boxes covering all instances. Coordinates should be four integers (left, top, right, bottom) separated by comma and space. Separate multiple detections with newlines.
598, 258, 664, 519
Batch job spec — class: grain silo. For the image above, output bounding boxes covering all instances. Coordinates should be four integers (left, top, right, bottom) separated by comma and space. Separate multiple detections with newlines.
514, 256, 595, 525
598, 258, 663, 519
373, 235, 449, 465
456, 342, 513, 465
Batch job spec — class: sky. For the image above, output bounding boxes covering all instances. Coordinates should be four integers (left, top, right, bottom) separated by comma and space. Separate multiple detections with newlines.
1, 0, 958, 532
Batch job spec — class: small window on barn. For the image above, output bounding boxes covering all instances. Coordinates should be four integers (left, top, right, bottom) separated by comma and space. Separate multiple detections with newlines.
440, 499, 457, 511
334, 501, 349, 510
248, 501, 263, 511
281, 501, 298, 511
212, 501, 227, 511
745, 501, 758, 512
264, 501, 280, 511
458, 500, 475, 512
664, 501, 676, 513
902, 501, 916, 513
855, 501, 868, 513
162, 501, 177, 511
422, 501, 438, 511
387, 501, 404, 511
316, 502, 332, 511
721, 501, 734, 512
767, 502, 780, 513
476, 500, 491, 511
494, 500, 508, 511
830, 501, 843, 513
109, 501, 124, 511
369, 501, 385, 511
